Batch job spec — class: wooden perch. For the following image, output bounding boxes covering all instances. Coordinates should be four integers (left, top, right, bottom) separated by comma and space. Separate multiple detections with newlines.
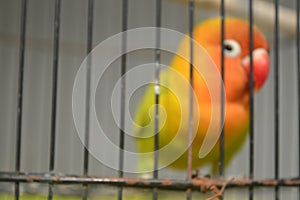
168, 0, 298, 38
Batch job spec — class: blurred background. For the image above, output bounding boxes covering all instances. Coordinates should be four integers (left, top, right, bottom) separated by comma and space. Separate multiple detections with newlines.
0, 0, 299, 199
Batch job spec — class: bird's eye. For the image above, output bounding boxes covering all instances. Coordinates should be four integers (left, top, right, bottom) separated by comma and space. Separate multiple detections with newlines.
223, 39, 241, 58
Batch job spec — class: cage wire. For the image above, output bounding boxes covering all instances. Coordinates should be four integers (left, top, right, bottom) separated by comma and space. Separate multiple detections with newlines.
0, 0, 300, 200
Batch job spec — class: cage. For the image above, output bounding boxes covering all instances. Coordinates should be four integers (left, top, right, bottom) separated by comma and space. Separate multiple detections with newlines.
0, 0, 299, 199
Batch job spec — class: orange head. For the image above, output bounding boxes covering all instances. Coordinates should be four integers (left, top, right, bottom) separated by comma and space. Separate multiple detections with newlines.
194, 18, 270, 101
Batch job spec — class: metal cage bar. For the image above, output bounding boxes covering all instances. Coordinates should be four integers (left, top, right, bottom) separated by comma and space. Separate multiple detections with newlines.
153, 0, 162, 199
14, 0, 27, 199
1, 173, 299, 189
219, 1, 226, 200
0, 0, 299, 199
297, 0, 300, 196
219, 0, 225, 178
118, 0, 128, 199
82, 0, 94, 199
186, 1, 195, 200
248, 0, 255, 199
48, 0, 61, 199
274, 0, 280, 199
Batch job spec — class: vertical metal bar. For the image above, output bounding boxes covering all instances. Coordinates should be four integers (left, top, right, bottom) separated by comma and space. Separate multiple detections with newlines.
274, 0, 280, 199
48, 0, 61, 199
82, 0, 94, 199
153, 0, 162, 199
187, 0, 194, 200
219, 0, 225, 179
118, 0, 128, 199
297, 0, 300, 197
153, 0, 162, 181
15, 0, 27, 199
248, 0, 254, 199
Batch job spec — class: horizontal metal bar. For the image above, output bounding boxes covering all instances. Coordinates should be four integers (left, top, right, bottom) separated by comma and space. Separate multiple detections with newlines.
0, 172, 299, 191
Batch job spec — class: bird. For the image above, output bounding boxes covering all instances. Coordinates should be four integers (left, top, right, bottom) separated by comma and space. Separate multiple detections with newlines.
133, 17, 270, 175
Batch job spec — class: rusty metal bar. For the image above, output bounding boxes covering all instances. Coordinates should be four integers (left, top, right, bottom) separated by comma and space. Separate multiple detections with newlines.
1, 173, 299, 190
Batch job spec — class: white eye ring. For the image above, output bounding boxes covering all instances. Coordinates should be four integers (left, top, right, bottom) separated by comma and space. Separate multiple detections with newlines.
223, 39, 241, 58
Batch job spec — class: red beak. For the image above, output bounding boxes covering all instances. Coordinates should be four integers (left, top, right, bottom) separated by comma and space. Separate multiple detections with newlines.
242, 48, 270, 91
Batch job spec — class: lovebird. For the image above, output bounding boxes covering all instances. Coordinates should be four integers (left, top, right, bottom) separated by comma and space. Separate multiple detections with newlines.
134, 18, 269, 174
